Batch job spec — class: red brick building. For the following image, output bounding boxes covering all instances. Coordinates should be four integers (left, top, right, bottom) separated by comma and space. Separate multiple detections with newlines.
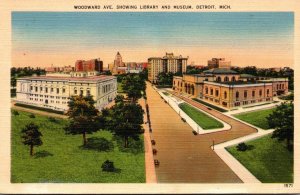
75, 58, 103, 72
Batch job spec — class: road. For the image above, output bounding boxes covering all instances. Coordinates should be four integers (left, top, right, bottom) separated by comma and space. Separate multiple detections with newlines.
146, 82, 257, 183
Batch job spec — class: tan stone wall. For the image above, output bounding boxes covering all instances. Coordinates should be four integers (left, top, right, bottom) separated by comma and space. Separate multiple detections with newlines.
272, 81, 289, 96
203, 83, 273, 108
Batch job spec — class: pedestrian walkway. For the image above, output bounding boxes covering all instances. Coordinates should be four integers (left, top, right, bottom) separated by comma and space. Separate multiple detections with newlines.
139, 98, 157, 183
146, 82, 257, 183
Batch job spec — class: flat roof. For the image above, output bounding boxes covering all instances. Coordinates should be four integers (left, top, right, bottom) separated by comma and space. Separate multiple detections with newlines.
204, 81, 272, 87
17, 75, 116, 82
203, 68, 238, 75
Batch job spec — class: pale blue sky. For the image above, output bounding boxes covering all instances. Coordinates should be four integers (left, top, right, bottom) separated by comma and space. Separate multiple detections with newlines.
12, 12, 294, 67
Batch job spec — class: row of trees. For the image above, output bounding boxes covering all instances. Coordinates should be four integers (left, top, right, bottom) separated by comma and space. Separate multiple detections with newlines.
11, 67, 46, 89
231, 66, 294, 90
156, 72, 182, 86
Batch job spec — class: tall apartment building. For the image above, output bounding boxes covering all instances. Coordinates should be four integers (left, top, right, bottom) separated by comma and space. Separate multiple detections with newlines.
208, 58, 231, 69
148, 52, 188, 83
75, 58, 103, 72
16, 74, 117, 112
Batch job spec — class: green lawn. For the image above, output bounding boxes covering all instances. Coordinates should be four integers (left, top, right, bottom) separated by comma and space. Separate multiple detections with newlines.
233, 108, 275, 129
11, 110, 145, 183
227, 135, 293, 183
178, 103, 224, 130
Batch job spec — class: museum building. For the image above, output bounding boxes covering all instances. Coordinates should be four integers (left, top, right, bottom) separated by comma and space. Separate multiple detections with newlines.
16, 73, 117, 112
172, 68, 288, 109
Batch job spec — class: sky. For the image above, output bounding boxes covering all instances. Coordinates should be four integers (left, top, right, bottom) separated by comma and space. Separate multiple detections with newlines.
12, 12, 294, 68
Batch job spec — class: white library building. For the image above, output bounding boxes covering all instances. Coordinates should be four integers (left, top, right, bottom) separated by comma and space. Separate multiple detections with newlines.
16, 72, 117, 112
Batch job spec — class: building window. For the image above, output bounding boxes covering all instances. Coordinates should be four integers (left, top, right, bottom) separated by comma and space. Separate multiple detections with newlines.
40, 87, 43, 91
30, 86, 33, 91
51, 88, 54, 93
236, 92, 239, 99
259, 90, 262, 96
267, 89, 270, 96
87, 89, 90, 96
35, 87, 38, 92
45, 87, 48, 93
215, 90, 219, 96
62, 88, 65, 93
57, 88, 59, 94
244, 91, 247, 98
210, 88, 213, 95
205, 87, 208, 94
224, 76, 229, 82
252, 91, 255, 97
80, 89, 83, 95
231, 77, 236, 82
224, 91, 227, 99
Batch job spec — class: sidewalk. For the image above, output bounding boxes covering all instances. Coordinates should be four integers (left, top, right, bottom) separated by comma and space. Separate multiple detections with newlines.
139, 98, 157, 183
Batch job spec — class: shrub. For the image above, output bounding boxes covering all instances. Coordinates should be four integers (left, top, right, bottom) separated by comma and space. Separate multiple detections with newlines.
29, 113, 35, 118
192, 98, 228, 112
101, 160, 115, 172
236, 142, 248, 151
48, 117, 57, 123
12, 110, 19, 116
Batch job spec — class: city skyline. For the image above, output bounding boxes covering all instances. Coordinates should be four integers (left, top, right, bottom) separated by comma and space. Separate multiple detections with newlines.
12, 12, 294, 68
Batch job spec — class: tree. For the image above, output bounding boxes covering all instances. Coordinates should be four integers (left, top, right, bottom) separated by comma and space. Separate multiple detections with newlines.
140, 68, 148, 81
114, 94, 125, 104
267, 102, 294, 151
110, 103, 144, 147
65, 95, 100, 146
121, 74, 146, 102
21, 122, 43, 156
11, 77, 17, 88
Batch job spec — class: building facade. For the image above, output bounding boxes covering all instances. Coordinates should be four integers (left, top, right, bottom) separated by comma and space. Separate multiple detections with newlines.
148, 53, 188, 83
173, 68, 288, 109
75, 58, 103, 72
207, 58, 231, 69
16, 74, 117, 112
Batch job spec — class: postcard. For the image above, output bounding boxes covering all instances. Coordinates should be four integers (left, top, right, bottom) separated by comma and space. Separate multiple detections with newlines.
0, 0, 299, 194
